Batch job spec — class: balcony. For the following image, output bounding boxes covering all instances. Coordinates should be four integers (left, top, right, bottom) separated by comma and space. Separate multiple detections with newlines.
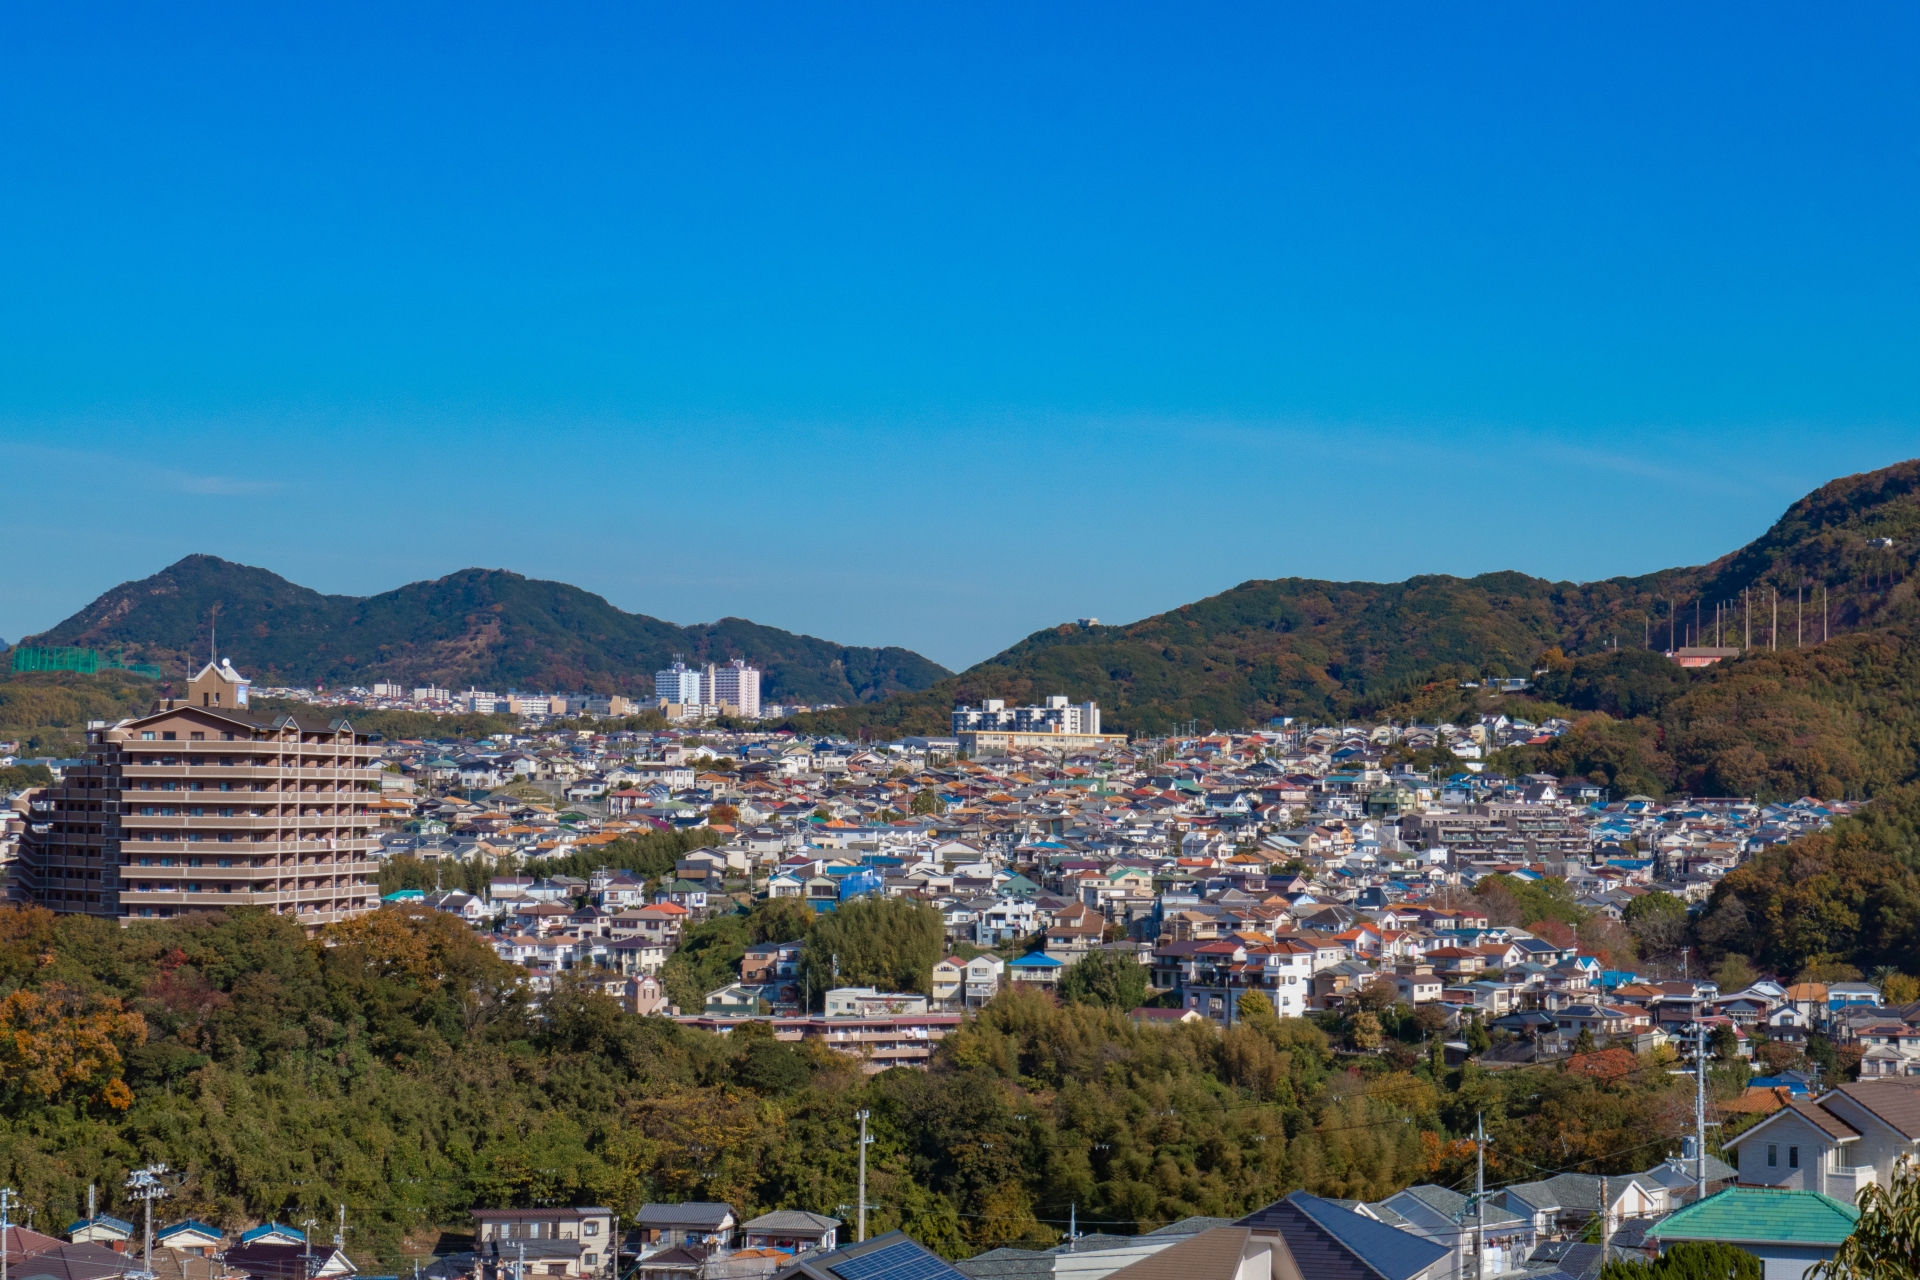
1828, 1165, 1877, 1206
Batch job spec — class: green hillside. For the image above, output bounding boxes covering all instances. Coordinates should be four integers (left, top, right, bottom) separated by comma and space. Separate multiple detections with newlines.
798, 459, 1920, 742
22, 556, 949, 705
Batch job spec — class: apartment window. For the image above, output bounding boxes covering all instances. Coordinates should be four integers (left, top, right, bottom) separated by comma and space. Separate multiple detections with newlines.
221, 733, 235, 741
218, 807, 234, 817
190, 732, 205, 741
220, 758, 234, 768
162, 732, 176, 741
141, 732, 155, 741
1789, 1146, 1799, 1169
139, 857, 153, 867
1769, 1144, 1779, 1167
218, 834, 235, 843
189, 807, 205, 818
159, 858, 175, 868
185, 883, 201, 893
187, 857, 203, 868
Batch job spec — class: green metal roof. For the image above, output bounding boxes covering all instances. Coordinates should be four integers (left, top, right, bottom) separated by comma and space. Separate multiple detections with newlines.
1649, 1187, 1859, 1247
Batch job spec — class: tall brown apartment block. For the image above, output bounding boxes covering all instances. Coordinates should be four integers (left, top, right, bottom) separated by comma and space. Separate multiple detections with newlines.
14, 659, 382, 927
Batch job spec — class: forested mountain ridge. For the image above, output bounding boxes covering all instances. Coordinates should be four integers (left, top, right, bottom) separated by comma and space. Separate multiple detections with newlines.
798, 458, 1920, 740
23, 556, 950, 704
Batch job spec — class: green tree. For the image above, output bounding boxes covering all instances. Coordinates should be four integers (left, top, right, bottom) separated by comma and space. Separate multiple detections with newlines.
1057, 950, 1149, 1010
910, 788, 944, 815
1465, 1017, 1492, 1056
1601, 1241, 1762, 1280
1812, 1153, 1920, 1279
801, 897, 944, 1005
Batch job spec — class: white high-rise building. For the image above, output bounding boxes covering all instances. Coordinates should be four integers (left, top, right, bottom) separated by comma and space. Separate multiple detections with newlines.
708, 659, 762, 718
655, 660, 702, 706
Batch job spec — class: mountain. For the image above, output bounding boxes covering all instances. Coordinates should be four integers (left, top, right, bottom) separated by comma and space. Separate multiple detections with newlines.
799, 459, 1920, 744
22, 556, 951, 704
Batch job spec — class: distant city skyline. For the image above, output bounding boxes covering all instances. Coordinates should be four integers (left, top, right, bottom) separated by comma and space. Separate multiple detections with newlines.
3, 4, 1917, 670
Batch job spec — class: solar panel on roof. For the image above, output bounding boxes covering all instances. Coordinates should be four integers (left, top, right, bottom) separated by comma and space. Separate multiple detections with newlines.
829, 1240, 968, 1280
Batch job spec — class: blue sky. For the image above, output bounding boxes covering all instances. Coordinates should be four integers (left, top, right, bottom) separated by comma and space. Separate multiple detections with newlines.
2, 4, 1917, 671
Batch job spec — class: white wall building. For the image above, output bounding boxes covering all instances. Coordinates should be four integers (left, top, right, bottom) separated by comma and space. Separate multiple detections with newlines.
708, 659, 762, 718
656, 660, 702, 705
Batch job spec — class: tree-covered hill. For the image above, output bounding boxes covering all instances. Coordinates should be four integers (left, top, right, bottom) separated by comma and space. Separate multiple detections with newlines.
798, 458, 1920, 740
21, 556, 949, 704
0, 902, 1719, 1267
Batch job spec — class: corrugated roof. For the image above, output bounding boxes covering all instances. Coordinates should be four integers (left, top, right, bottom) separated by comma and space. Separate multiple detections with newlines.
1648, 1187, 1859, 1247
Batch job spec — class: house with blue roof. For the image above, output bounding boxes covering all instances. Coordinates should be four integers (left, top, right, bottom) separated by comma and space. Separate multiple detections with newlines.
241, 1223, 308, 1246
1007, 953, 1065, 987
156, 1219, 224, 1255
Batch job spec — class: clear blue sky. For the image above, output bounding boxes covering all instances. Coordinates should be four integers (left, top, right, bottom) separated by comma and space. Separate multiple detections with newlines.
3, 4, 1917, 672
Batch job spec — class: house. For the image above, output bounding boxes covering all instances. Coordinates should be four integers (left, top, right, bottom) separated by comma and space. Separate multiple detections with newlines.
771, 1232, 971, 1280
1720, 1080, 1920, 1206
225, 1243, 358, 1280
742, 942, 805, 986
624, 973, 671, 1017
155, 1222, 223, 1256
607, 936, 672, 976
425, 889, 488, 922
1499, 1172, 1668, 1240
932, 957, 966, 1006
706, 984, 766, 1016
1236, 1192, 1452, 1280
1368, 1184, 1534, 1279
739, 1212, 839, 1255
1643, 1187, 1858, 1280
823, 988, 929, 1017
1008, 953, 1066, 987
65, 1215, 134, 1249
961, 955, 1005, 1007
1129, 1007, 1205, 1028
239, 1225, 308, 1248
976, 898, 1040, 945
636, 1203, 737, 1249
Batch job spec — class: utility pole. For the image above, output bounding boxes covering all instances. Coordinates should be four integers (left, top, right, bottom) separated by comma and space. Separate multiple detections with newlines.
125, 1163, 168, 1280
1599, 1175, 1611, 1263
335, 1204, 346, 1252
855, 1109, 871, 1242
1475, 1113, 1487, 1280
1772, 589, 1778, 651
2, 1185, 14, 1280
1696, 1020, 1708, 1203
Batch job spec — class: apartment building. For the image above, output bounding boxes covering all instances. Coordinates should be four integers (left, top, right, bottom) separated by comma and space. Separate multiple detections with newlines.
656, 660, 702, 706
13, 660, 382, 928
707, 659, 762, 718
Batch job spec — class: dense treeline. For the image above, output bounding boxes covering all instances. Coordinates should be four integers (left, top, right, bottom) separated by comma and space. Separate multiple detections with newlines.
1695, 783, 1920, 981
0, 669, 158, 756
0, 904, 1728, 1269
